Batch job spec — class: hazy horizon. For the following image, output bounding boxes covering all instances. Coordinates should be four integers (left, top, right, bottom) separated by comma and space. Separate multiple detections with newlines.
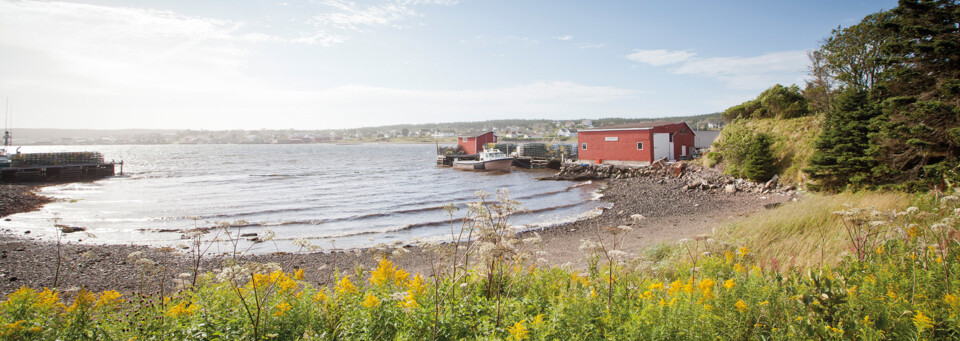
1, 0, 895, 130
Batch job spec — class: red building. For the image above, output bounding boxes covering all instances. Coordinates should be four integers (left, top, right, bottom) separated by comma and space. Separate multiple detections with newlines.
457, 131, 498, 155
577, 122, 696, 165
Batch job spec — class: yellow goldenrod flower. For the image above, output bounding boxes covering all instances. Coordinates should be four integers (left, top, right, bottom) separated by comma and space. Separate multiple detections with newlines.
697, 278, 715, 299
758, 300, 769, 306
723, 279, 735, 290
96, 290, 122, 307
667, 279, 684, 295
875, 245, 884, 255
398, 291, 418, 309
913, 311, 934, 332
336, 276, 358, 294
648, 282, 664, 291
273, 300, 292, 317
734, 263, 744, 273
293, 268, 305, 280
394, 268, 410, 284
361, 292, 380, 308
737, 247, 750, 257
313, 289, 328, 303
407, 274, 426, 296
724, 251, 734, 262
507, 320, 529, 340
735, 299, 748, 313
34, 288, 59, 309
642, 290, 653, 299
531, 314, 545, 328
66, 289, 96, 313
589, 288, 597, 298
703, 304, 713, 311
165, 301, 195, 318
370, 258, 397, 286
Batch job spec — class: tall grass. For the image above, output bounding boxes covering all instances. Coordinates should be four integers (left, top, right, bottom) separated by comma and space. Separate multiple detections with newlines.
720, 191, 907, 270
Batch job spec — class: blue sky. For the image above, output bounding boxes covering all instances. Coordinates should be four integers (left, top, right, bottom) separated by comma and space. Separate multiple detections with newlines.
0, 0, 896, 130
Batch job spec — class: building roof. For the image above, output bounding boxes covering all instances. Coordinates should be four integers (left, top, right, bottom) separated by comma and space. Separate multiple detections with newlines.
457, 131, 493, 137
584, 121, 682, 130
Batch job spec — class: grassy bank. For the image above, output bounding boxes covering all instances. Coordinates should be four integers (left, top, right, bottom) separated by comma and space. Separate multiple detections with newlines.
1, 191, 958, 340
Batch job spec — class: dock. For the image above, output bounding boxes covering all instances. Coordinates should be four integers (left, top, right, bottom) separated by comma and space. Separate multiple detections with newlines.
0, 152, 120, 183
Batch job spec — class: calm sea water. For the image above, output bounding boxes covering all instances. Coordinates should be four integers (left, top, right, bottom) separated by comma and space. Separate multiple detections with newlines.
2, 144, 605, 253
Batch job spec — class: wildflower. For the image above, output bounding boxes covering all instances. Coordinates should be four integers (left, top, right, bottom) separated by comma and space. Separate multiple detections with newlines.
96, 290, 122, 307
697, 278, 715, 299
590, 288, 597, 298
758, 300, 769, 306
735, 299, 748, 313
942, 195, 959, 203
393, 268, 410, 284
273, 300, 292, 317
906, 206, 919, 215
667, 279, 684, 295
407, 274, 426, 296
648, 282, 664, 291
724, 251, 734, 262
361, 293, 380, 308
876, 244, 884, 255
723, 279, 735, 290
313, 289, 327, 303
65, 289, 96, 313
734, 263, 744, 273
907, 224, 920, 239
336, 276, 357, 294
293, 268, 305, 280
35, 288, 59, 309
166, 301, 195, 318
531, 314, 545, 328
847, 285, 857, 297
683, 278, 695, 294
913, 311, 934, 332
737, 247, 750, 256
703, 304, 713, 311
370, 258, 397, 286
398, 291, 418, 309
945, 294, 959, 307
507, 320, 529, 340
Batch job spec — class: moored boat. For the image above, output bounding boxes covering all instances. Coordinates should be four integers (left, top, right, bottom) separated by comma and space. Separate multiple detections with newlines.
452, 148, 513, 172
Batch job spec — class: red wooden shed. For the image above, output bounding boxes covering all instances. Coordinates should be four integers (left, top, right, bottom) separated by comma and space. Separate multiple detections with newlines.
577, 122, 696, 165
457, 131, 498, 155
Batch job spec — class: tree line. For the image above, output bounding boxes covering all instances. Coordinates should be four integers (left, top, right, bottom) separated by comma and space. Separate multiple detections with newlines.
718, 0, 960, 191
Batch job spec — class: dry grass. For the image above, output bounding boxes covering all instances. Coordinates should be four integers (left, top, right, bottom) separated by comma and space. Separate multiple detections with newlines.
709, 116, 822, 186
716, 191, 908, 270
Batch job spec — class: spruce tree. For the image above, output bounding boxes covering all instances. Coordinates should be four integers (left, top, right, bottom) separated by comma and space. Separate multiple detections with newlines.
743, 133, 777, 182
805, 89, 879, 190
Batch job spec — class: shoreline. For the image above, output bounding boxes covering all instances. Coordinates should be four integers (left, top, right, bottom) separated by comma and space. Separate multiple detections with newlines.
0, 170, 798, 296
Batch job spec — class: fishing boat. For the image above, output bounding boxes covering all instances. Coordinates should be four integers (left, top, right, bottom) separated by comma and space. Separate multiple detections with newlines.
0, 130, 11, 168
452, 148, 513, 172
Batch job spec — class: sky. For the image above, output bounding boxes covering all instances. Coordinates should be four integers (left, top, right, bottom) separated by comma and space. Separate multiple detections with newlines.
0, 0, 897, 130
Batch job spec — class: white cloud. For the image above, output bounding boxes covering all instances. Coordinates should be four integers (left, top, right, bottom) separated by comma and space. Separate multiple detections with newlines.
311, 0, 456, 31
579, 43, 606, 49
555, 35, 573, 41
626, 49, 809, 89
625, 49, 696, 66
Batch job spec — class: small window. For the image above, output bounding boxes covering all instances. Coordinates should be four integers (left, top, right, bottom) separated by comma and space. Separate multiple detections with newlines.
637, 142, 644, 150
581, 143, 587, 150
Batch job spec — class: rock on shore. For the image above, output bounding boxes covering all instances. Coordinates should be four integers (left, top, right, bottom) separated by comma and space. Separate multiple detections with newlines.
0, 185, 53, 218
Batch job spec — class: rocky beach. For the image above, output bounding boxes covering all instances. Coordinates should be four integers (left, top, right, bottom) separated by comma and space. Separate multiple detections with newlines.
0, 165, 799, 296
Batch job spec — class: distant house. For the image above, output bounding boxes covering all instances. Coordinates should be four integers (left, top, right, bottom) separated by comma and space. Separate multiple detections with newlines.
432, 131, 456, 138
504, 131, 520, 139
580, 119, 594, 128
577, 122, 696, 165
693, 130, 720, 151
458, 131, 498, 154
557, 128, 577, 137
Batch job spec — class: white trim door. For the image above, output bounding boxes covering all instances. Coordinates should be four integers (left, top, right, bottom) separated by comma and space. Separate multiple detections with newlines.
653, 133, 670, 160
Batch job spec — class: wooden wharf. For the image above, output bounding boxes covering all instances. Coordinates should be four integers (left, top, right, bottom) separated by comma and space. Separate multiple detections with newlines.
0, 162, 119, 183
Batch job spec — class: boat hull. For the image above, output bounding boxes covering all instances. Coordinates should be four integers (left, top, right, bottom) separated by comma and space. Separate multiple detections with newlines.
452, 158, 513, 172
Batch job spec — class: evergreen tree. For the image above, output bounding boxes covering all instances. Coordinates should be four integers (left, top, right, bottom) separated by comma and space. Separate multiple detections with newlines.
805, 89, 880, 190
742, 133, 777, 182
